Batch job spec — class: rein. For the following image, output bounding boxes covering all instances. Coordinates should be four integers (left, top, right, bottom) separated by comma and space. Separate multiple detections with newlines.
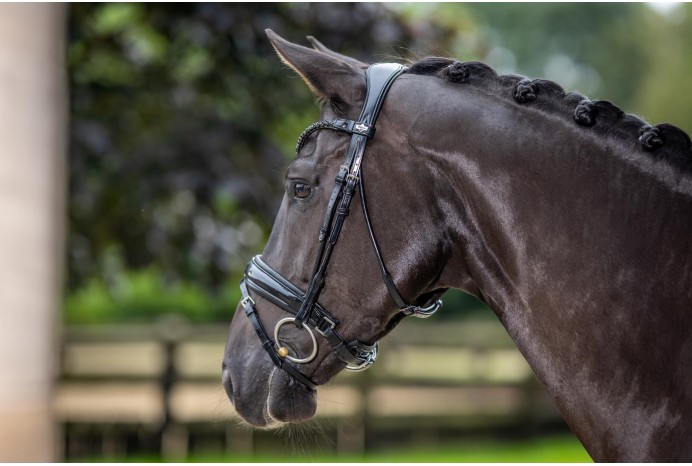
239, 63, 442, 390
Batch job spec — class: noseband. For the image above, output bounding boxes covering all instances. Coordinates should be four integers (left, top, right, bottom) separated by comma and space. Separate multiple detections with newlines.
239, 63, 442, 390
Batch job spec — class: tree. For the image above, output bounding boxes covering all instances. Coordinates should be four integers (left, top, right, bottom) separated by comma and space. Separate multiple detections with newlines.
65, 4, 419, 322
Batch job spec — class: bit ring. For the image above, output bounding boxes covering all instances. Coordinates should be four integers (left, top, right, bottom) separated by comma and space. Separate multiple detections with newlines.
274, 317, 318, 364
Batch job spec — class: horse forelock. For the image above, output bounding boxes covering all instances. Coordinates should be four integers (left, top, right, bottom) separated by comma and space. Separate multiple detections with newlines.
406, 57, 692, 173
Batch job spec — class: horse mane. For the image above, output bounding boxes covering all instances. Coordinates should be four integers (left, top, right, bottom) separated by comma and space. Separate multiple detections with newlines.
406, 57, 692, 172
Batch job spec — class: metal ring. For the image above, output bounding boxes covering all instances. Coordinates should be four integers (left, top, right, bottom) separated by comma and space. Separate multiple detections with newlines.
273, 317, 318, 364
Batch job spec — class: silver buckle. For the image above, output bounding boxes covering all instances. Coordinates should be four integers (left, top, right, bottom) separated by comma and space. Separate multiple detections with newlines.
240, 296, 255, 307
345, 173, 359, 183
345, 343, 378, 372
315, 315, 336, 337
406, 299, 443, 319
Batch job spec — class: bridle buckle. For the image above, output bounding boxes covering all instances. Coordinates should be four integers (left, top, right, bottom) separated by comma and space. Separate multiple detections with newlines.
345, 343, 379, 372
315, 315, 336, 337
240, 295, 255, 307
345, 173, 359, 184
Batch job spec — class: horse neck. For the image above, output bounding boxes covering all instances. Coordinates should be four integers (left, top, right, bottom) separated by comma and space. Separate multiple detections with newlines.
402, 87, 692, 461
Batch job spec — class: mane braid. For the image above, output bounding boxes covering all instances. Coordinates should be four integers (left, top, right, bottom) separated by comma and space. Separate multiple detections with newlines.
405, 56, 692, 172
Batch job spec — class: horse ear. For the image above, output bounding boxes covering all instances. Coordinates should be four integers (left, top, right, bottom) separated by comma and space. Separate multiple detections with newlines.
266, 29, 365, 108
306, 35, 369, 69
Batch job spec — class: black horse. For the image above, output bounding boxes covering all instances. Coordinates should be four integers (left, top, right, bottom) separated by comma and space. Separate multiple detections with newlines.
223, 30, 692, 462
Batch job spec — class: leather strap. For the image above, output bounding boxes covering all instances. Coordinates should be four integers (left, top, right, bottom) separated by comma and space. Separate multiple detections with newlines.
240, 279, 318, 390
293, 63, 407, 329
359, 170, 443, 317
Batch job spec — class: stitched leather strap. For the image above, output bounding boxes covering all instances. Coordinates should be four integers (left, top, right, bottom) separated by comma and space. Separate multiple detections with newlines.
294, 63, 407, 329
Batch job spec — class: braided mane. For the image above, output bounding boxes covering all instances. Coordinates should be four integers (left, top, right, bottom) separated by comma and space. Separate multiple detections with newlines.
406, 58, 692, 172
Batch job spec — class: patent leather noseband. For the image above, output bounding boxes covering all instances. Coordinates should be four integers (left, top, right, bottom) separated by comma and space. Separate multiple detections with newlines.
239, 63, 442, 390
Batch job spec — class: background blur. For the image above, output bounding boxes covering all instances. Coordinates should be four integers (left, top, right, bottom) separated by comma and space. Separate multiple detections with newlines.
1, 2, 690, 462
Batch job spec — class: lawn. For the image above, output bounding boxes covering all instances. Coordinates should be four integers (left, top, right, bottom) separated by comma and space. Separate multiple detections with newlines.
87, 435, 592, 463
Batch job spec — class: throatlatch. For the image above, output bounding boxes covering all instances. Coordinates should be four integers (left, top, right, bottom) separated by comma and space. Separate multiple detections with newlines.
239, 63, 442, 391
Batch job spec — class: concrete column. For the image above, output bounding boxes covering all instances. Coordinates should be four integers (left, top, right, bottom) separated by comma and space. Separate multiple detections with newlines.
0, 4, 66, 461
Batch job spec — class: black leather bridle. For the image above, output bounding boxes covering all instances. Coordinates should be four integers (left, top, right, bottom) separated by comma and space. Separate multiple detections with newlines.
239, 63, 442, 390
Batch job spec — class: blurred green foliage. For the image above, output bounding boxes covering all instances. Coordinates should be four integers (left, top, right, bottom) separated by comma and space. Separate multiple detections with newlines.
66, 3, 692, 324
64, 265, 236, 324
66, 3, 417, 323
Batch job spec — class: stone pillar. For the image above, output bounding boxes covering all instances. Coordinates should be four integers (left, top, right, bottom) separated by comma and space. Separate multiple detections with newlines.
0, 4, 66, 461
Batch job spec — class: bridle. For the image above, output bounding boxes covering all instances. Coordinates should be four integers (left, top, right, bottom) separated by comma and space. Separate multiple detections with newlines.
238, 63, 443, 390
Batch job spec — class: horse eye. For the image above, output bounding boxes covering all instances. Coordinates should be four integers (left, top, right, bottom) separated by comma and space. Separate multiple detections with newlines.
294, 183, 313, 199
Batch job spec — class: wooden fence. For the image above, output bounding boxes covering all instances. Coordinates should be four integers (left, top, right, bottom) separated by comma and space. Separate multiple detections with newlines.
56, 316, 564, 459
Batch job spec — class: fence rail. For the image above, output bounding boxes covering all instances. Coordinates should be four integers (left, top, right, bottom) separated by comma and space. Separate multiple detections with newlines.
56, 317, 564, 459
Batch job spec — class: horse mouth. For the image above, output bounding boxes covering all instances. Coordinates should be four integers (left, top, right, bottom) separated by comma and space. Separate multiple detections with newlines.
265, 367, 317, 425
222, 357, 317, 428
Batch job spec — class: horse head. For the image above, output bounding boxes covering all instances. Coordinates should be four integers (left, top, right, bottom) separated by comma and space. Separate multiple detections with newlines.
222, 31, 453, 427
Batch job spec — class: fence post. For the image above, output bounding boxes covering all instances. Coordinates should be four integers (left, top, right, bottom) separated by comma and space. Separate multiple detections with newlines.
0, 4, 66, 461
156, 314, 189, 459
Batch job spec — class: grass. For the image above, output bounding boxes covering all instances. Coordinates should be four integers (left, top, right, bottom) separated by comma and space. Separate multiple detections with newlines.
361, 436, 592, 463
84, 434, 592, 463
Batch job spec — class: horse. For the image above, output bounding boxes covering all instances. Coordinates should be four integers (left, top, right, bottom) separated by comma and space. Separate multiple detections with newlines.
222, 30, 692, 462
